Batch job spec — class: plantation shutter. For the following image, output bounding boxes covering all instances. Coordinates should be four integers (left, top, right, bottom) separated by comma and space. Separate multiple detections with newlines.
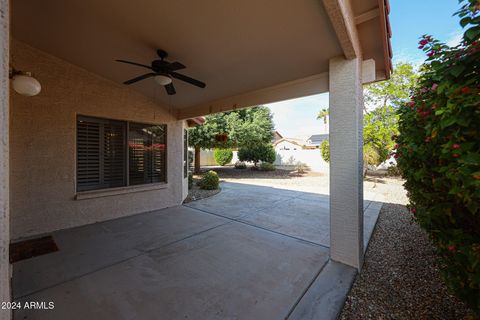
77, 117, 126, 191
128, 123, 167, 185
77, 119, 101, 190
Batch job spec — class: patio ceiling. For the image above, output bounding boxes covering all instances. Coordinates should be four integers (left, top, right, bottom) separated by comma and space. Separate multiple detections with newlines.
11, 0, 391, 116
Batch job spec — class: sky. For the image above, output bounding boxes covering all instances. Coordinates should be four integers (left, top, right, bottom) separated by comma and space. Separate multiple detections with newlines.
267, 0, 464, 139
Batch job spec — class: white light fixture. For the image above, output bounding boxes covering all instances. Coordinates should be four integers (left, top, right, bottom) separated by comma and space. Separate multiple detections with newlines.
10, 70, 41, 96
154, 74, 172, 86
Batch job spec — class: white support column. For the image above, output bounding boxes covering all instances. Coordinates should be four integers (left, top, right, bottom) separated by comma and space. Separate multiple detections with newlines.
0, 0, 10, 319
329, 56, 364, 269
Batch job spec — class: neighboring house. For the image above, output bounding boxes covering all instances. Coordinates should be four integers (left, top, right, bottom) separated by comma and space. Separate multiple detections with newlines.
306, 134, 329, 148
274, 138, 306, 151
272, 130, 284, 144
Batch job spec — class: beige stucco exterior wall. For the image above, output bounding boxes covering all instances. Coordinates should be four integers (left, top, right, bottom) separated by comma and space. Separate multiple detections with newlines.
10, 39, 187, 239
1, 0, 11, 318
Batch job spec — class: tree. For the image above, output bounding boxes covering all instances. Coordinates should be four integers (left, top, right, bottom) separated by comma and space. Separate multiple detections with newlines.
362, 62, 418, 169
188, 113, 230, 173
226, 106, 274, 148
317, 108, 329, 133
364, 62, 418, 109
188, 106, 274, 173
317, 63, 417, 172
363, 105, 399, 165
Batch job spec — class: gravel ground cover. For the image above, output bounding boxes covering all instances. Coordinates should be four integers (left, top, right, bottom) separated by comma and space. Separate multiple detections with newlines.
340, 201, 471, 319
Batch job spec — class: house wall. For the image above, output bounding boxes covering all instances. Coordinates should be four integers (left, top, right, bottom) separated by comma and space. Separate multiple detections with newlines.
0, 1, 11, 318
275, 140, 302, 151
10, 40, 187, 239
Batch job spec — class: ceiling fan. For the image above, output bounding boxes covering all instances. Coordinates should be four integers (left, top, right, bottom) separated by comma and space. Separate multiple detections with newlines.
116, 49, 206, 95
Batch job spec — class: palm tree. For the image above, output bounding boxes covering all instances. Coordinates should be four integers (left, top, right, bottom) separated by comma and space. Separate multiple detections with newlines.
317, 108, 329, 133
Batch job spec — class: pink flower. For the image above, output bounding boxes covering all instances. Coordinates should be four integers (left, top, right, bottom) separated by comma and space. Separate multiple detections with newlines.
407, 101, 415, 107
427, 50, 436, 57
452, 144, 460, 150
448, 245, 456, 252
431, 83, 438, 91
461, 87, 470, 94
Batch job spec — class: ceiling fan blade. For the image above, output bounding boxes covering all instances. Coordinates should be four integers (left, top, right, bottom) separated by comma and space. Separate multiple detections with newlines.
165, 83, 176, 95
170, 72, 206, 88
123, 73, 156, 85
116, 59, 152, 70
168, 62, 186, 71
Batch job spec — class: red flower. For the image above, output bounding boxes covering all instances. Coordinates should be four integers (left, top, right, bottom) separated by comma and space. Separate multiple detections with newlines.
448, 245, 456, 252
461, 87, 470, 94
419, 39, 429, 46
427, 50, 436, 57
452, 153, 460, 158
425, 137, 431, 143
452, 144, 460, 150
407, 101, 415, 107
410, 207, 416, 214
394, 153, 399, 159
394, 144, 399, 149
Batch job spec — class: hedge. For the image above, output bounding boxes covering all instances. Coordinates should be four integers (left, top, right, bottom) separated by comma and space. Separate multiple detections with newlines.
395, 1, 480, 314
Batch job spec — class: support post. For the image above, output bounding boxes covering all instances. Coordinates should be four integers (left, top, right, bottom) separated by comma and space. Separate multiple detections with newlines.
329, 56, 364, 269
0, 0, 10, 318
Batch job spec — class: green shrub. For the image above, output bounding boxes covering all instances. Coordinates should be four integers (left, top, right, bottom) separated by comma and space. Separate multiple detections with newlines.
320, 140, 330, 163
260, 162, 275, 171
188, 172, 193, 190
238, 144, 276, 167
234, 161, 247, 169
214, 148, 233, 166
197, 170, 219, 190
396, 2, 480, 313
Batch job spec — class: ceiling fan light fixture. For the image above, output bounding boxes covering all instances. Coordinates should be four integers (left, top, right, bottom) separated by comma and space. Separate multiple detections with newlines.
154, 74, 172, 86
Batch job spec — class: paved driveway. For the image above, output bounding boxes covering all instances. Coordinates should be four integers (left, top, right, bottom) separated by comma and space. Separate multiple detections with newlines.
13, 181, 381, 320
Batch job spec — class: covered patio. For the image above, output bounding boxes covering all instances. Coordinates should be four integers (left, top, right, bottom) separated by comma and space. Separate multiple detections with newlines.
13, 182, 382, 319
0, 0, 392, 319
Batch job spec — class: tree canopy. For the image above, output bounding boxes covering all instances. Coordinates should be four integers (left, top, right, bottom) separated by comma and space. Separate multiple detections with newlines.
188, 106, 274, 149
362, 62, 418, 165
364, 62, 418, 109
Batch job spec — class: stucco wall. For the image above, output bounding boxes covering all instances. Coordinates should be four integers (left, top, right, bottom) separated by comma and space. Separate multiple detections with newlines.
10, 40, 187, 239
1, 0, 11, 318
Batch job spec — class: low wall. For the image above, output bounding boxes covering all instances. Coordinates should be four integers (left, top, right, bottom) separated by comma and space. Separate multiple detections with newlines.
200, 148, 328, 173
274, 149, 329, 172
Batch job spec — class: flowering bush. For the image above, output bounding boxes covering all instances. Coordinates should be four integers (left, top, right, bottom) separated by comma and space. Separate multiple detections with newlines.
396, 0, 480, 314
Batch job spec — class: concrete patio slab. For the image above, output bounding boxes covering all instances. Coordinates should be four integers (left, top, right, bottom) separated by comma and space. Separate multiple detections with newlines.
288, 261, 357, 320
15, 220, 329, 320
13, 181, 383, 320
13, 206, 228, 298
188, 182, 382, 249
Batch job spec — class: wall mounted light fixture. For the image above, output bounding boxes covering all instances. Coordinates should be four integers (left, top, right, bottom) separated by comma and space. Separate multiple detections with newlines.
9, 68, 41, 96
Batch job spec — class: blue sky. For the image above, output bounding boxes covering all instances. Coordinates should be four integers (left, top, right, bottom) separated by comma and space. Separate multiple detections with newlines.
267, 0, 464, 139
